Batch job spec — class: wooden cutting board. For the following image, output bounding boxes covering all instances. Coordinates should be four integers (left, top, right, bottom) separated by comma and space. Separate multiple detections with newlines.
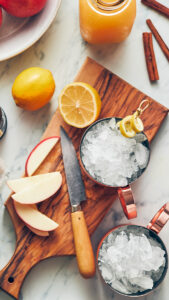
0, 57, 168, 300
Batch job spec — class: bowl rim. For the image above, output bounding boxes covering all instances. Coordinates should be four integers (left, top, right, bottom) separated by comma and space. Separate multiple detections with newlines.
0, 0, 62, 61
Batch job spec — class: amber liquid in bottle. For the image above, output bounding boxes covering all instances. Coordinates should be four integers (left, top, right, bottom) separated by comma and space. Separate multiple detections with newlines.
79, 0, 136, 44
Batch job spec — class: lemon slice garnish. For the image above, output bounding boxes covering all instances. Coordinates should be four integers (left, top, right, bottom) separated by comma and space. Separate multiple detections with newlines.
119, 116, 136, 138
131, 113, 144, 133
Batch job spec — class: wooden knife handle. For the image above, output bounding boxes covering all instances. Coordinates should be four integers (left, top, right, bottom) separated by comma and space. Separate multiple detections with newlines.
71, 211, 95, 278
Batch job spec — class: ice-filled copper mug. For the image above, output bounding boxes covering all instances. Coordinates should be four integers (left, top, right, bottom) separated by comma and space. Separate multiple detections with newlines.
79, 117, 150, 219
96, 202, 169, 297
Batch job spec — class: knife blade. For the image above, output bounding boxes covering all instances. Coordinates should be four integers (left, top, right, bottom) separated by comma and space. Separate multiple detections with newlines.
60, 126, 86, 207
60, 126, 95, 278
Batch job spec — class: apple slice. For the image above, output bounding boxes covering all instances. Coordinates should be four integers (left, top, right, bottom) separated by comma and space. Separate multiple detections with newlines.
25, 136, 60, 176
7, 172, 60, 193
12, 172, 62, 204
13, 202, 59, 232
26, 225, 49, 237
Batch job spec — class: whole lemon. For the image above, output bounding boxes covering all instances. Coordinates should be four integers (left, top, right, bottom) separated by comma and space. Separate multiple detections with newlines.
12, 67, 55, 111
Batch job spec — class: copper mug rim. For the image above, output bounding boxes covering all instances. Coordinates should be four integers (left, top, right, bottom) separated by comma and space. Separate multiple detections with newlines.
96, 202, 169, 297
79, 117, 150, 189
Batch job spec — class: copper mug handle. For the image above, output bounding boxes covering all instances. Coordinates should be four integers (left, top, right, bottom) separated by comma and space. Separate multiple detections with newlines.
117, 186, 137, 220
147, 202, 169, 234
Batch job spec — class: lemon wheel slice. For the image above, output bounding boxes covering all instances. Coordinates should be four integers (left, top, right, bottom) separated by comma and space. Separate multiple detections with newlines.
58, 82, 101, 128
131, 113, 144, 133
119, 116, 136, 138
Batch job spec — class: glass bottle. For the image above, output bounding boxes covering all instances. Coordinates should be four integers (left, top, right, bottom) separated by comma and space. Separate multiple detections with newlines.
79, 0, 136, 44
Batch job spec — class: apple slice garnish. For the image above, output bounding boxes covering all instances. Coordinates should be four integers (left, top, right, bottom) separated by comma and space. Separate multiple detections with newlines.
12, 172, 62, 204
26, 225, 49, 237
13, 202, 59, 232
25, 136, 60, 176
7, 172, 61, 193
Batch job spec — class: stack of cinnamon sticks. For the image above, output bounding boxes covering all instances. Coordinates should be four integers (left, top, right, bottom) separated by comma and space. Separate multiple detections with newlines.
142, 0, 169, 82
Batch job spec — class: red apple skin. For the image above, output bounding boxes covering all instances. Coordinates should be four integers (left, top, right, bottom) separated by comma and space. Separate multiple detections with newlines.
13, 200, 58, 232
0, 8, 2, 27
26, 224, 49, 237
25, 136, 60, 177
0, 0, 48, 18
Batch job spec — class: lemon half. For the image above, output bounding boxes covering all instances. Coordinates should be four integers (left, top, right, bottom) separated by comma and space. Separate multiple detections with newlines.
58, 82, 101, 128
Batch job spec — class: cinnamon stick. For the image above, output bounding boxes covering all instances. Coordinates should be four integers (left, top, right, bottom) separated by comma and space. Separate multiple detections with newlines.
143, 32, 159, 82
142, 0, 169, 19
146, 19, 169, 62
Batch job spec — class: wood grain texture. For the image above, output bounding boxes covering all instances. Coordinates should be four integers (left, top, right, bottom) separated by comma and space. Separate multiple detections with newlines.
71, 211, 96, 278
0, 57, 168, 299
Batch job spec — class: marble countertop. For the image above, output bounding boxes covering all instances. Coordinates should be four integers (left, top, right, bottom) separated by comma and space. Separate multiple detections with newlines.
0, 0, 169, 299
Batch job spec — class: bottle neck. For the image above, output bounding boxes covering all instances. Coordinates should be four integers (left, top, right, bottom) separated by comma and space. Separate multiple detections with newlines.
93, 0, 128, 11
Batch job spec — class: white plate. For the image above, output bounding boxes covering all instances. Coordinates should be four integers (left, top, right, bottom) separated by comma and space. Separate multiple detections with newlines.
0, 0, 61, 61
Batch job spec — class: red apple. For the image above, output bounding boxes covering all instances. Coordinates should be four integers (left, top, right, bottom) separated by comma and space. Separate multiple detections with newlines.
0, 0, 48, 18
13, 201, 59, 232
12, 172, 62, 204
0, 8, 2, 27
25, 136, 60, 177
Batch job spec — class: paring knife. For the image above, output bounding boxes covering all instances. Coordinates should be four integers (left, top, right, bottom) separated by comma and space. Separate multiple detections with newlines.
60, 126, 95, 278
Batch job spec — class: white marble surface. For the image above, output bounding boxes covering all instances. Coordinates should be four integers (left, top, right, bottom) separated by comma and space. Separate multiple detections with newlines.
0, 0, 169, 299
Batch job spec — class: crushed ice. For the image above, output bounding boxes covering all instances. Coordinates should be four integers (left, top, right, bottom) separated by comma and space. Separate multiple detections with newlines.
98, 226, 166, 295
81, 118, 149, 187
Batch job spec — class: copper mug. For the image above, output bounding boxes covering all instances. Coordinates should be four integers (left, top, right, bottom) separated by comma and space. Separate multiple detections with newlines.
96, 202, 169, 297
0, 107, 7, 140
79, 117, 150, 219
